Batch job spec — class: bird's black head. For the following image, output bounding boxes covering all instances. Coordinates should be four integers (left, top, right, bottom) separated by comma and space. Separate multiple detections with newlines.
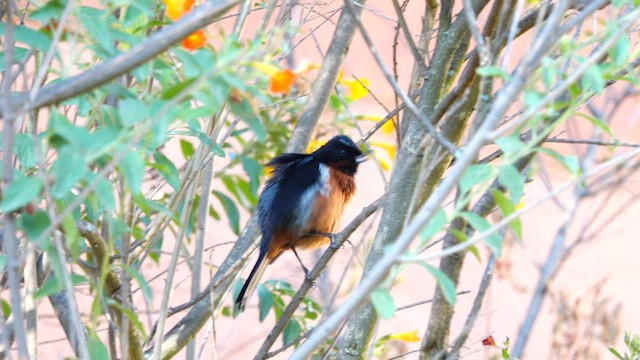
311, 135, 366, 175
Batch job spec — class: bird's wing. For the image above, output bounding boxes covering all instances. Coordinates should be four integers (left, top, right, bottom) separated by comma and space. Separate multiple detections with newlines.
257, 156, 320, 245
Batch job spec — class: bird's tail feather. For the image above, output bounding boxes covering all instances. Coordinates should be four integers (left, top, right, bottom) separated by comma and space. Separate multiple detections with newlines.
235, 252, 269, 312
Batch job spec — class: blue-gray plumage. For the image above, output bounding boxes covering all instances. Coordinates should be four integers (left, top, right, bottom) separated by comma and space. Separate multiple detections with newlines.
235, 135, 366, 311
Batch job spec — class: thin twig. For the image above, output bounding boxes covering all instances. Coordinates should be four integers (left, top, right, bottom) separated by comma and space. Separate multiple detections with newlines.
545, 138, 640, 147
1, 2, 30, 357
391, 0, 427, 74
343, 0, 459, 155
150, 167, 201, 360
445, 254, 497, 359
461, 0, 490, 65
396, 290, 471, 311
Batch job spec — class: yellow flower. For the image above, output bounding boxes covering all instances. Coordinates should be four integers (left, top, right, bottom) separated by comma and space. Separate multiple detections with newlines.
347, 77, 370, 100
388, 331, 420, 342
371, 146, 393, 171
358, 114, 396, 134
370, 140, 397, 160
164, 0, 194, 21
307, 139, 324, 153
337, 75, 370, 101
251, 61, 280, 76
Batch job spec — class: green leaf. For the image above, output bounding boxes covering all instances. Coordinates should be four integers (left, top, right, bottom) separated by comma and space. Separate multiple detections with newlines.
459, 164, 494, 196
29, 0, 65, 24
87, 335, 109, 360
86, 125, 122, 159
0, 173, 42, 213
35, 273, 88, 299
152, 152, 181, 191
119, 150, 145, 193
0, 298, 10, 318
476, 65, 510, 80
419, 208, 447, 246
460, 211, 503, 256
221, 176, 243, 205
234, 178, 258, 207
94, 175, 116, 212
175, 48, 211, 78
423, 264, 457, 305
180, 139, 195, 160
51, 146, 87, 199
229, 99, 266, 141
105, 299, 147, 337
48, 110, 92, 150
241, 157, 262, 194
609, 33, 630, 67
370, 288, 396, 319
0, 24, 52, 52
523, 90, 544, 110
0, 47, 29, 71
212, 190, 240, 234
498, 165, 524, 204
468, 244, 482, 262
608, 347, 624, 360
20, 210, 51, 241
540, 148, 581, 175
14, 134, 37, 169
161, 78, 197, 100
122, 264, 153, 304
0, 254, 5, 272
77, 7, 115, 57
575, 112, 616, 141
119, 98, 149, 126
257, 284, 273, 322
581, 64, 605, 94
134, 195, 174, 219
495, 135, 525, 159
283, 319, 302, 346
492, 190, 523, 240
62, 214, 81, 260
541, 58, 557, 90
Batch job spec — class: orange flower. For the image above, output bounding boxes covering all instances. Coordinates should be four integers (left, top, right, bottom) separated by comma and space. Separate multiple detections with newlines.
164, 0, 195, 21
481, 335, 497, 347
182, 30, 206, 50
269, 68, 297, 95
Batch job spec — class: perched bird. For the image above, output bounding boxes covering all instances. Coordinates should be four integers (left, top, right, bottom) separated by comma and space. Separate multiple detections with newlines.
235, 135, 366, 312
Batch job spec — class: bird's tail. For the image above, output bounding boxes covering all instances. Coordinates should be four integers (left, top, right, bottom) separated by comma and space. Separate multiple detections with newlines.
235, 252, 269, 312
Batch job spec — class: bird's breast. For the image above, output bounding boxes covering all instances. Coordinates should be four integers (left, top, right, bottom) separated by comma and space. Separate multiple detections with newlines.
295, 165, 356, 249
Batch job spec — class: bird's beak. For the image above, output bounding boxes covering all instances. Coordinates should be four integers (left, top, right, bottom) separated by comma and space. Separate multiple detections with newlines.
356, 152, 370, 164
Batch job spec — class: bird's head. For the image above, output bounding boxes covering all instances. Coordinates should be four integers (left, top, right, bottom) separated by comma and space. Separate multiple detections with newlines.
312, 135, 367, 175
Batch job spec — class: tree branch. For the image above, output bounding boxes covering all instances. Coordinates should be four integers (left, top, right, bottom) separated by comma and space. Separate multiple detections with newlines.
0, 0, 240, 117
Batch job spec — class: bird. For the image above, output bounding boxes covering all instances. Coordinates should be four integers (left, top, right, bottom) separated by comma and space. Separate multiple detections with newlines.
235, 135, 366, 312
